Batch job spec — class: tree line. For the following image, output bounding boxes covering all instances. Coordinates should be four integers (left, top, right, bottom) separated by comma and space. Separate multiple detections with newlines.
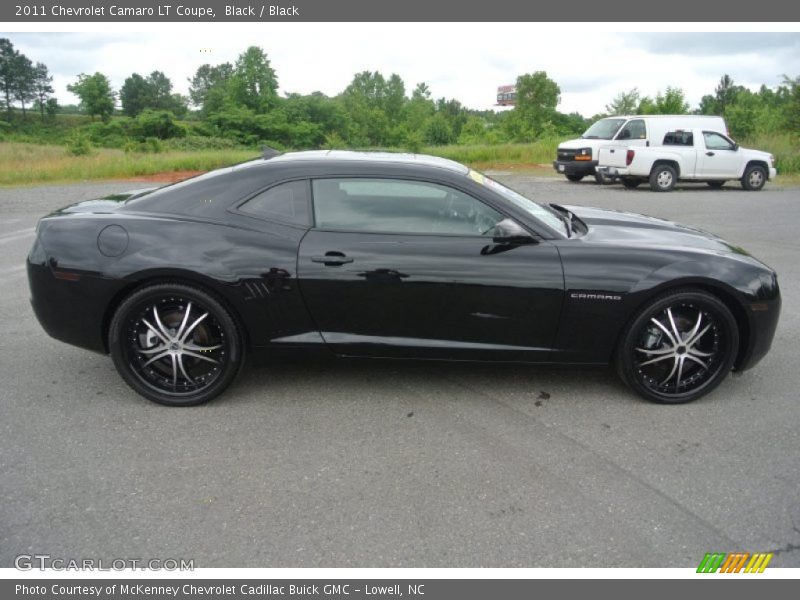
1, 37, 799, 152
602, 75, 800, 139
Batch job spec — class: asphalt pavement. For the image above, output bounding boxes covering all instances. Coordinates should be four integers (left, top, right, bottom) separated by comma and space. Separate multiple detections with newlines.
1, 175, 798, 568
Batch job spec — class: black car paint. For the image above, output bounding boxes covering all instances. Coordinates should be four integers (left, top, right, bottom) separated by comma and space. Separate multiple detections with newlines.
27, 155, 780, 372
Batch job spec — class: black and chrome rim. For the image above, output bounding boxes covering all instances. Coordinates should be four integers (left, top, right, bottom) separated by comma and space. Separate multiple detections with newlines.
633, 302, 726, 398
124, 296, 228, 396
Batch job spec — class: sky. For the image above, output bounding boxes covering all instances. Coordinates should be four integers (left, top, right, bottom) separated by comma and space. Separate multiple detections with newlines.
3, 27, 800, 117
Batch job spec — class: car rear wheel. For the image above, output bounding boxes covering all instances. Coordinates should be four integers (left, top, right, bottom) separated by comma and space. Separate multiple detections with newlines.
649, 164, 677, 192
741, 165, 767, 191
566, 173, 584, 182
109, 283, 244, 406
615, 289, 738, 404
621, 178, 642, 189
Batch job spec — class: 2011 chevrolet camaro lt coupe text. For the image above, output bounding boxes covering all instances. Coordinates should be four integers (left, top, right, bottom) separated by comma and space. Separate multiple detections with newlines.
27, 151, 781, 406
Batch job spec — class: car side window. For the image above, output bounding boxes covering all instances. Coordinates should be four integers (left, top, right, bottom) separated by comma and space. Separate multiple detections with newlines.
663, 131, 694, 146
617, 119, 646, 140
239, 180, 311, 226
703, 132, 735, 151
311, 178, 506, 236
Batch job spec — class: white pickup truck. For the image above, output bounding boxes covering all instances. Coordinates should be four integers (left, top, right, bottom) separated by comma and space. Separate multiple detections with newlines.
596, 128, 777, 192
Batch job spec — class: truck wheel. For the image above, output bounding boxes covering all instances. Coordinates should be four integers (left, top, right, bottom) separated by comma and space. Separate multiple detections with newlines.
649, 164, 677, 192
566, 173, 584, 182
707, 181, 725, 188
594, 172, 605, 184
741, 165, 767, 191
621, 178, 641, 189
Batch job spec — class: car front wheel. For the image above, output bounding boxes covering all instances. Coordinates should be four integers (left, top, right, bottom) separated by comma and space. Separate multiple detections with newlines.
615, 289, 738, 404
741, 165, 767, 191
109, 283, 244, 406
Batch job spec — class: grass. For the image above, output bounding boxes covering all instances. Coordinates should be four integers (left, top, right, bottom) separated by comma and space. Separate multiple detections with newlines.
422, 138, 562, 170
1, 133, 798, 187
0, 142, 257, 186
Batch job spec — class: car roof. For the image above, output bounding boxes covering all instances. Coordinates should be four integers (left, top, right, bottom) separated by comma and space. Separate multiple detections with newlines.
259, 150, 470, 174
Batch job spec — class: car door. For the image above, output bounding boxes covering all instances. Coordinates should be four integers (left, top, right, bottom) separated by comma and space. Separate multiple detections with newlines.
614, 118, 649, 148
297, 177, 564, 361
699, 131, 745, 178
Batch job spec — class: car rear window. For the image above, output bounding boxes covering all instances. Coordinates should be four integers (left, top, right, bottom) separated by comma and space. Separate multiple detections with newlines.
663, 131, 694, 146
239, 180, 311, 227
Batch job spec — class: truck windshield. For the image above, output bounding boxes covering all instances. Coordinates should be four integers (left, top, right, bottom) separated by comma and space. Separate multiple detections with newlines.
582, 118, 626, 140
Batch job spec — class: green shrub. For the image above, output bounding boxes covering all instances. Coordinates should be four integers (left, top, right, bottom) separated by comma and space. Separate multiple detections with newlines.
133, 110, 186, 140
65, 130, 94, 156
162, 135, 241, 151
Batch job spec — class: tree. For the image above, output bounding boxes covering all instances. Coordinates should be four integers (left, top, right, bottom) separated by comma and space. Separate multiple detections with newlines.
11, 53, 35, 117
44, 97, 58, 118
32, 62, 53, 120
0, 38, 18, 115
507, 71, 560, 140
188, 62, 233, 112
67, 72, 116, 121
119, 73, 149, 116
383, 73, 405, 124
782, 75, 800, 133
653, 87, 690, 114
636, 96, 657, 115
121, 71, 186, 117
605, 88, 640, 116
714, 74, 739, 115
228, 46, 278, 113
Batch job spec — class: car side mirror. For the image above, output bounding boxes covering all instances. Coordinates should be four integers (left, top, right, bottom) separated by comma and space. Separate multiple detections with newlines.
492, 218, 535, 245
733, 142, 739, 151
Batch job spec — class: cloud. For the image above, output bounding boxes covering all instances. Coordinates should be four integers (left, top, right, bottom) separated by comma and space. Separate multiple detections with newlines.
624, 32, 800, 57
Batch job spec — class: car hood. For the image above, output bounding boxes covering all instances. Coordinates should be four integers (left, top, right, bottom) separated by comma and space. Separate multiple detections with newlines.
740, 147, 772, 162
560, 204, 753, 257
558, 139, 611, 150
51, 188, 159, 215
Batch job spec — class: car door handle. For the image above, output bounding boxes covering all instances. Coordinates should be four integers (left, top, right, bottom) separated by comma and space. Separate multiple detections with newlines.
311, 253, 353, 266
706, 151, 715, 156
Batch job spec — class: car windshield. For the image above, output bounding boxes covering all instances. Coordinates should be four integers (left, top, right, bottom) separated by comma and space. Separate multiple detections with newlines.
467, 170, 566, 235
582, 118, 626, 140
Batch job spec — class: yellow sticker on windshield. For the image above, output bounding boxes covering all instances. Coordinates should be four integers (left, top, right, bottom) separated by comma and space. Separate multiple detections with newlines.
468, 169, 485, 185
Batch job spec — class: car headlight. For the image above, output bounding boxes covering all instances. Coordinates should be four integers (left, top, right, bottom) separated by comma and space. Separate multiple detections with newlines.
575, 148, 592, 161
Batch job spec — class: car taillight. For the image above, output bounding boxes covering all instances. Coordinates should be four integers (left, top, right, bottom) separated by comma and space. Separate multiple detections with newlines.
626, 149, 635, 166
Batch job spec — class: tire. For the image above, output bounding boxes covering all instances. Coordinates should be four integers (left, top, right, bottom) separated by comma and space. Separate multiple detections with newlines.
649, 164, 677, 192
594, 172, 605, 184
566, 173, 584, 182
615, 288, 739, 404
621, 178, 642, 189
741, 164, 767, 191
707, 181, 725, 189
109, 283, 244, 406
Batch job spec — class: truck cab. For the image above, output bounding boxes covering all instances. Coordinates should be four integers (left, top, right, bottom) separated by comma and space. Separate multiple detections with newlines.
553, 115, 727, 183
596, 128, 777, 192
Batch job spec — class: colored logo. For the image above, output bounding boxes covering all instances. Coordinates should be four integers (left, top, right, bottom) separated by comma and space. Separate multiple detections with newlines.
697, 552, 773, 573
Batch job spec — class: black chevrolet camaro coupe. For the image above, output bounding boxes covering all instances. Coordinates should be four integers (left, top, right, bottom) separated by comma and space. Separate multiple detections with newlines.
27, 151, 780, 406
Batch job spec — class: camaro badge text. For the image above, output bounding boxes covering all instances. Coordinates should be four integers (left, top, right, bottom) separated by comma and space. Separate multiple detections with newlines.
570, 292, 623, 301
